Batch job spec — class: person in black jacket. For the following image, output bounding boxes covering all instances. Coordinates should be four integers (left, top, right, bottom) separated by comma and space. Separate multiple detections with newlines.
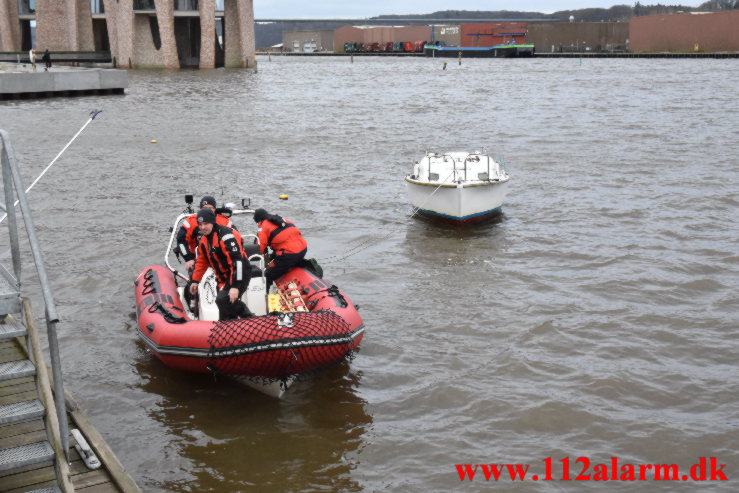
41, 49, 51, 71
189, 208, 253, 320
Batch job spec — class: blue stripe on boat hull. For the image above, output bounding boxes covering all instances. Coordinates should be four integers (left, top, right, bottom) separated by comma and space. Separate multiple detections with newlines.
417, 206, 502, 222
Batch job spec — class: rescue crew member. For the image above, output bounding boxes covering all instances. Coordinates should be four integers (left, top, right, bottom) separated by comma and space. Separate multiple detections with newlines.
177, 195, 236, 272
189, 208, 253, 320
253, 208, 308, 287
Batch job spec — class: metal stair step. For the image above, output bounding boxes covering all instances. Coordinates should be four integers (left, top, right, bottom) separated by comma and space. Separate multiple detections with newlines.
0, 399, 45, 425
25, 487, 61, 493
0, 440, 54, 473
0, 359, 36, 382
0, 273, 20, 315
0, 320, 27, 340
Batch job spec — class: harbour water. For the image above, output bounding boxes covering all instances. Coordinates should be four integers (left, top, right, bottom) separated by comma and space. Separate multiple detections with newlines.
1, 56, 738, 491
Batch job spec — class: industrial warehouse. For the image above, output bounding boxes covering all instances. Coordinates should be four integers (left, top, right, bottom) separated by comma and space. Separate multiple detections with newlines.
281, 10, 739, 57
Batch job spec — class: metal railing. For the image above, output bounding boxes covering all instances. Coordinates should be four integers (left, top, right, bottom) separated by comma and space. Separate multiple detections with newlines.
0, 129, 70, 461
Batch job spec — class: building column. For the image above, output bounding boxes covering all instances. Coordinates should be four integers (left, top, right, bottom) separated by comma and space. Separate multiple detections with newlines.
224, 0, 255, 68
199, 0, 216, 68
75, 0, 95, 50
35, 0, 73, 50
102, 0, 118, 65
35, 0, 93, 51
240, 0, 256, 68
0, 0, 21, 52
103, 0, 134, 68
155, 0, 180, 68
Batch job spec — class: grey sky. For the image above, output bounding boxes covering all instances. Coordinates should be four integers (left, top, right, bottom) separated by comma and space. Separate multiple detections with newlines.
255, 1, 706, 18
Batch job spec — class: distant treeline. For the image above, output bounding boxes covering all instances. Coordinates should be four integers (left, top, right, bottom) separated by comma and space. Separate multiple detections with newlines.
256, 2, 739, 47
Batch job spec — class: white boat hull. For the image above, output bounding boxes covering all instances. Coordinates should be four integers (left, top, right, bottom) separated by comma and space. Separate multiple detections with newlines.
406, 179, 509, 222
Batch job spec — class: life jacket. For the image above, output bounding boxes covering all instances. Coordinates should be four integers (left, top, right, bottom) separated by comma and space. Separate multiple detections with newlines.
176, 212, 235, 261
257, 217, 307, 256
191, 225, 248, 289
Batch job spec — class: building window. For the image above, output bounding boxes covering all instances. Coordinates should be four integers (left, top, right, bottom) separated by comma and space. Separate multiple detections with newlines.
90, 0, 104, 14
175, 0, 198, 10
133, 0, 155, 10
18, 0, 35, 14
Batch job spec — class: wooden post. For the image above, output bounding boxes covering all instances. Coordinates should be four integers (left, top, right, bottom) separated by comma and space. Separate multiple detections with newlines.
21, 298, 75, 493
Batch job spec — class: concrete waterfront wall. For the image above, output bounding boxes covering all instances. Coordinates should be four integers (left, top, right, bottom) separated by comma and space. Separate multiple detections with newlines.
0, 66, 128, 97
630, 11, 739, 52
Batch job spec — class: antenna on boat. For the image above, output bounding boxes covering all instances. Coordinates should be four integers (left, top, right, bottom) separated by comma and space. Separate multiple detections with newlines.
0, 110, 103, 224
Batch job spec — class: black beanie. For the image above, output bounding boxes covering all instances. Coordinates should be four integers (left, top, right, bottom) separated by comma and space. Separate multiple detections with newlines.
197, 208, 216, 225
253, 208, 268, 223
199, 195, 217, 208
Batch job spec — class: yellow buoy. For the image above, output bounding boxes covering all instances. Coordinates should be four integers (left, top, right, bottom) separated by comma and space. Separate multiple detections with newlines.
279, 194, 288, 200
150, 139, 157, 143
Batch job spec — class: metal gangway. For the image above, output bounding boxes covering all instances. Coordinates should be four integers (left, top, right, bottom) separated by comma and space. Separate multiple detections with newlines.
0, 129, 140, 492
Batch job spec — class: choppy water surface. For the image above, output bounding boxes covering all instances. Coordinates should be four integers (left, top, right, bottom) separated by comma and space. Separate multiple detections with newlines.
1, 56, 738, 492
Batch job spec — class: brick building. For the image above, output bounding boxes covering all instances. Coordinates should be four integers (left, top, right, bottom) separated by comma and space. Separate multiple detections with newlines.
0, 0, 256, 69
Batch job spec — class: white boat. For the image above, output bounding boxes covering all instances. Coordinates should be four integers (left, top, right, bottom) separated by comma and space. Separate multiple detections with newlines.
405, 151, 510, 223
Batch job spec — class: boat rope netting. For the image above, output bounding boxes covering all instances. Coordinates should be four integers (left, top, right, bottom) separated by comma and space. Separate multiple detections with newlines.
206, 310, 358, 380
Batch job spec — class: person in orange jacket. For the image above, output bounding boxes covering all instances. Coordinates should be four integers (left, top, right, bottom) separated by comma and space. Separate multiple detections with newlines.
253, 208, 307, 287
176, 195, 236, 272
189, 208, 253, 320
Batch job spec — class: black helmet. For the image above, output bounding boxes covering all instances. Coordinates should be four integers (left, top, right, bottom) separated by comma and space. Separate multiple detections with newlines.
199, 195, 217, 208
197, 208, 216, 225
253, 208, 268, 223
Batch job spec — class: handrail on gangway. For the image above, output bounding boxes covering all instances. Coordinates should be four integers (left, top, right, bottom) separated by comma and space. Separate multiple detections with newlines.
0, 129, 70, 461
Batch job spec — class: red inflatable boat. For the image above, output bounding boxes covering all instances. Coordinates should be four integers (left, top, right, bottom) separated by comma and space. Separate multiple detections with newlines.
134, 264, 364, 379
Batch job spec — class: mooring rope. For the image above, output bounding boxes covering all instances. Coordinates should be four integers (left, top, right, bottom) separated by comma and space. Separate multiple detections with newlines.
318, 169, 456, 265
